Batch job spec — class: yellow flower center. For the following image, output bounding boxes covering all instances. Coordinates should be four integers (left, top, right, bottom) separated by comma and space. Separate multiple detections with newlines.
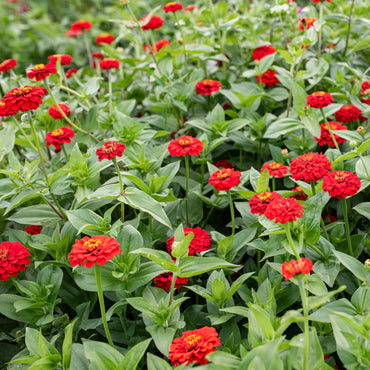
257, 192, 272, 202
102, 142, 117, 153
34, 64, 45, 70
313, 91, 326, 97
83, 238, 103, 250
217, 168, 232, 179
0, 247, 9, 259
10, 87, 32, 96
184, 334, 201, 345
334, 171, 349, 181
179, 137, 193, 146
51, 128, 64, 137
268, 162, 281, 169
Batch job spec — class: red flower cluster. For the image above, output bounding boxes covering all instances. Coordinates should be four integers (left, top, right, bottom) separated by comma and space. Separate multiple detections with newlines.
168, 135, 203, 157
96, 33, 115, 45
70, 20, 92, 33
66, 68, 78, 79
334, 105, 365, 123
0, 241, 31, 281
290, 152, 332, 183
164, 2, 183, 13
306, 91, 333, 108
315, 121, 347, 147
322, 170, 361, 199
312, 0, 330, 3
360, 81, 370, 105
209, 168, 241, 191
261, 161, 288, 178
252, 45, 276, 62
185, 5, 197, 11
214, 160, 232, 169
48, 54, 73, 65
195, 80, 222, 95
256, 70, 279, 87
45, 127, 75, 153
141, 15, 164, 30
291, 186, 308, 201
169, 326, 221, 366
27, 63, 57, 81
48, 103, 70, 120
167, 227, 211, 256
264, 197, 304, 224
143, 40, 170, 54
69, 235, 122, 268
299, 17, 317, 31
96, 141, 126, 161
281, 258, 313, 281
323, 215, 338, 225
153, 272, 188, 291
25, 225, 43, 235
249, 191, 282, 215
92, 52, 104, 59
0, 58, 17, 74
100, 58, 120, 70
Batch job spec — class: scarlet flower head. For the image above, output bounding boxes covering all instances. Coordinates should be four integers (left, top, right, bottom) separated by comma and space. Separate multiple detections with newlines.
252, 45, 276, 62
92, 52, 104, 59
195, 79, 222, 96
0, 59, 17, 74
312, 0, 330, 3
306, 91, 333, 108
153, 272, 188, 291
209, 168, 242, 191
68, 235, 122, 268
156, 39, 171, 51
249, 191, 283, 215
290, 152, 332, 183
323, 214, 338, 225
334, 105, 365, 123
166, 227, 211, 256
264, 197, 304, 224
359, 81, 370, 104
45, 127, 75, 153
70, 20, 92, 32
168, 135, 203, 157
322, 170, 361, 199
315, 121, 347, 147
66, 68, 78, 79
291, 186, 308, 201
282, 258, 313, 281
261, 161, 288, 178
48, 54, 73, 65
96, 141, 126, 161
25, 225, 43, 235
0, 241, 31, 281
96, 33, 115, 45
141, 15, 164, 30
256, 70, 279, 87
164, 2, 183, 12
169, 326, 221, 366
48, 103, 70, 120
66, 29, 82, 37
100, 58, 120, 70
299, 17, 317, 31
214, 160, 233, 169
185, 5, 197, 11
27, 62, 57, 81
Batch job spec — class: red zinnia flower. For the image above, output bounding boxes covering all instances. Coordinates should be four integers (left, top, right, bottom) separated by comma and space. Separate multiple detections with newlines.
209, 168, 242, 191
45, 127, 75, 153
185, 5, 197, 11
70, 20, 92, 32
256, 70, 279, 87
334, 105, 365, 123
164, 2, 183, 12
299, 17, 317, 31
315, 121, 347, 147
68, 235, 122, 268
48, 103, 70, 120
195, 80, 222, 95
264, 197, 304, 224
249, 191, 283, 215
156, 39, 171, 51
261, 161, 288, 178
96, 141, 126, 161
360, 81, 370, 105
214, 160, 233, 169
312, 0, 330, 3
92, 52, 104, 59
0, 241, 31, 281
66, 68, 78, 79
281, 258, 313, 281
169, 326, 221, 366
141, 15, 164, 30
0, 59, 17, 74
252, 45, 276, 62
306, 91, 333, 108
48, 54, 73, 65
322, 170, 361, 199
96, 33, 115, 45
100, 58, 120, 70
166, 227, 211, 256
0, 101, 11, 117
25, 225, 43, 235
291, 186, 308, 201
153, 272, 188, 291
27, 63, 57, 81
323, 215, 338, 225
168, 135, 203, 157
66, 29, 82, 37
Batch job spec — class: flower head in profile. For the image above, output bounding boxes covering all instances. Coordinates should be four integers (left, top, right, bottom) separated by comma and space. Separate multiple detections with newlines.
48, 103, 70, 120
100, 58, 120, 70
45, 127, 75, 153
66, 29, 82, 37
359, 81, 370, 105
0, 241, 31, 281
195, 80, 222, 96
168, 135, 203, 157
156, 39, 171, 51
214, 160, 233, 169
322, 170, 361, 199
315, 121, 347, 147
96, 33, 115, 45
0, 59, 17, 74
68, 235, 122, 268
261, 161, 288, 178
334, 105, 365, 123
70, 20, 92, 32
264, 197, 304, 224
252, 45, 276, 61
209, 168, 241, 191
164, 2, 183, 13
256, 70, 279, 87
299, 17, 317, 31
25, 225, 43, 235
291, 186, 308, 201
282, 258, 313, 281
169, 326, 221, 366
66, 68, 78, 79
141, 15, 164, 30
249, 191, 283, 215
153, 272, 188, 291
306, 91, 333, 108
96, 141, 126, 161
48, 54, 73, 65
185, 5, 197, 11
27, 63, 57, 81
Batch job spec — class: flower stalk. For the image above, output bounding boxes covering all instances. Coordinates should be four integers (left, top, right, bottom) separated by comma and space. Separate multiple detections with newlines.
319, 108, 341, 152
342, 198, 354, 257
112, 157, 125, 229
185, 154, 190, 225
228, 191, 236, 236
284, 223, 300, 259
298, 278, 310, 370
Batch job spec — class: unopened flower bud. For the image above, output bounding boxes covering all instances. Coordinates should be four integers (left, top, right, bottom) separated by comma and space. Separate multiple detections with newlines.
120, 0, 130, 4
281, 148, 289, 156
357, 126, 365, 136
349, 140, 358, 148
365, 259, 370, 271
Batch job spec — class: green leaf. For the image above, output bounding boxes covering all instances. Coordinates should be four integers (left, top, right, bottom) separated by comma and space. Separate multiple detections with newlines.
62, 320, 77, 370
117, 339, 151, 370
0, 126, 15, 162
147, 354, 172, 370
292, 82, 307, 115
146, 325, 176, 357
264, 118, 301, 139
353, 202, 370, 220
256, 168, 270, 193
28, 355, 62, 370
350, 35, 370, 53
309, 298, 357, 323
7, 204, 62, 226
333, 251, 369, 282
83, 340, 124, 366
248, 305, 275, 346
207, 351, 241, 369
130, 248, 179, 273
66, 209, 105, 235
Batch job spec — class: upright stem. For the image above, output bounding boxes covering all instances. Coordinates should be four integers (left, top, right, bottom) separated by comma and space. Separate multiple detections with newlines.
319, 108, 341, 153
278, 12, 288, 49
12, 116, 38, 152
174, 12, 189, 77
168, 258, 180, 307
95, 265, 115, 347
185, 154, 190, 225
83, 31, 93, 67
108, 69, 113, 115
343, 0, 355, 57
61, 144, 69, 161
311, 182, 329, 240
284, 223, 300, 259
228, 191, 235, 236
272, 177, 276, 192
342, 198, 354, 257
112, 157, 125, 229
298, 278, 309, 370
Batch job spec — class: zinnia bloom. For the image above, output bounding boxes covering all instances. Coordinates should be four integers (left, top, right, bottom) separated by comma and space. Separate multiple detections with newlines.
323, 215, 338, 225
0, 241, 31, 281
69, 235, 122, 268
92, 52, 104, 59
164, 2, 183, 12
166, 227, 211, 256
48, 54, 73, 65
281, 258, 313, 281
168, 135, 203, 157
322, 170, 361, 199
141, 15, 164, 30
27, 63, 57, 81
264, 197, 304, 223
156, 39, 171, 51
169, 326, 221, 366
334, 105, 365, 123
153, 272, 188, 291
100, 58, 120, 70
96, 33, 115, 45
209, 168, 242, 191
185, 5, 197, 11
256, 70, 279, 87
299, 17, 317, 31
315, 121, 347, 147
48, 103, 70, 120
312, 0, 330, 3
214, 160, 232, 169
360, 81, 370, 105
96, 141, 126, 161
66, 68, 78, 79
306, 91, 333, 108
0, 59, 17, 74
291, 186, 308, 201
66, 29, 82, 37
70, 20, 92, 32
290, 152, 332, 183
195, 80, 222, 95
261, 161, 288, 178
252, 45, 276, 62
249, 191, 283, 215
45, 127, 75, 153
25, 225, 43, 235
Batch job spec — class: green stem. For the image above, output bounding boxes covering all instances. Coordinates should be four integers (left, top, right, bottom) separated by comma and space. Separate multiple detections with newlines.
61, 144, 69, 162
343, 0, 355, 57
320, 108, 341, 152
311, 182, 329, 240
308, 243, 327, 261
257, 250, 261, 273
95, 264, 115, 347
201, 162, 205, 192
168, 258, 180, 307
83, 31, 93, 67
298, 278, 309, 370
59, 85, 92, 108
12, 116, 38, 152
284, 223, 300, 259
113, 157, 125, 229
185, 154, 190, 225
228, 191, 236, 236
342, 198, 354, 257
359, 154, 370, 180
108, 69, 113, 115
272, 177, 276, 192
174, 12, 188, 78
278, 12, 288, 49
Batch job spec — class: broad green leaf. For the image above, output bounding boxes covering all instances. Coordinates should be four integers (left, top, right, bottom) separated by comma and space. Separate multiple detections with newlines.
0, 126, 15, 162
147, 354, 172, 370
62, 320, 77, 370
130, 248, 179, 273
264, 118, 301, 139
353, 202, 370, 220
117, 339, 151, 370
146, 325, 176, 357
256, 168, 270, 193
333, 251, 369, 282
66, 209, 105, 235
7, 205, 62, 226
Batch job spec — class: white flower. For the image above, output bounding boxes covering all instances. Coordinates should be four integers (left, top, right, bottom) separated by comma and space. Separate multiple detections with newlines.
271, 4, 290, 14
